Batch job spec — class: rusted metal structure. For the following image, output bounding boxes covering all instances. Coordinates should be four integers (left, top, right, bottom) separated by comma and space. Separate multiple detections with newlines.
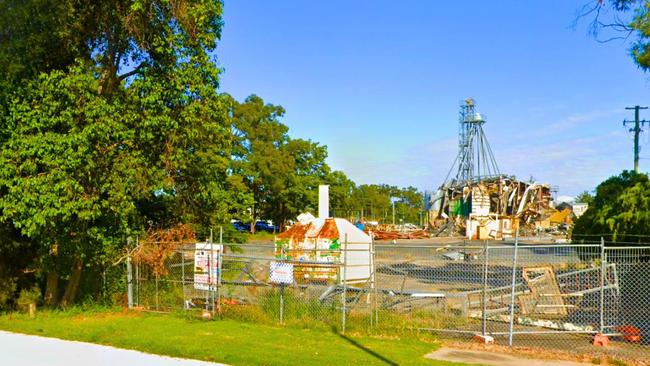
430, 99, 553, 239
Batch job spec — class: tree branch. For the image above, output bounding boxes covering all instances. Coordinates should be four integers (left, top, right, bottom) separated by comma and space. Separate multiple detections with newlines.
117, 63, 145, 81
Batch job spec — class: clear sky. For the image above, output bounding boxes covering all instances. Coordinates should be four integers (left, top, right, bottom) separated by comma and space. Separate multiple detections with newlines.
216, 1, 650, 199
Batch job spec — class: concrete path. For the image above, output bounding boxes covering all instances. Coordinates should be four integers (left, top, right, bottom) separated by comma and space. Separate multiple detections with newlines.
0, 331, 227, 366
427, 348, 589, 366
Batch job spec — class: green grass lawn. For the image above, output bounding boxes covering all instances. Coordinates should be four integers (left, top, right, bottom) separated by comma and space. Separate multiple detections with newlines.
243, 231, 276, 244
0, 309, 468, 366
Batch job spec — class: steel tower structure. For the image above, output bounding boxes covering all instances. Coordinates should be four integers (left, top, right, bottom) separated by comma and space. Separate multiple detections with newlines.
442, 98, 501, 188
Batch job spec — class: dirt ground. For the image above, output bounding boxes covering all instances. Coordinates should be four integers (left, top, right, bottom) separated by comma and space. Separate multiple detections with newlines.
427, 347, 591, 366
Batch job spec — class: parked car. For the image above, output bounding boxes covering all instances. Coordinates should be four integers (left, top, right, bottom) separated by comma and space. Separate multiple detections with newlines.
254, 220, 279, 233
231, 220, 279, 233
232, 221, 250, 232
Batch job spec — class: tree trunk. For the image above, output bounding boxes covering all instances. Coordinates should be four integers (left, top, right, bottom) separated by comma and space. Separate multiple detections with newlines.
60, 257, 82, 307
44, 271, 59, 306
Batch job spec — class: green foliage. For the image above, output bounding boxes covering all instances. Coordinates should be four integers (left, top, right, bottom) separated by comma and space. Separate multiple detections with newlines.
628, 1, 650, 70
17, 286, 41, 305
0, 0, 225, 95
588, 1, 650, 71
572, 170, 650, 242
0, 222, 36, 310
257, 288, 339, 324
333, 183, 425, 225
575, 190, 594, 205
226, 93, 426, 229
0, 1, 242, 305
0, 276, 16, 310
228, 94, 330, 228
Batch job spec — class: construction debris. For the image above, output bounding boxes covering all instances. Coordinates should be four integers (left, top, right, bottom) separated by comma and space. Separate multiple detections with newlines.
519, 266, 573, 316
428, 99, 555, 239
371, 229, 429, 241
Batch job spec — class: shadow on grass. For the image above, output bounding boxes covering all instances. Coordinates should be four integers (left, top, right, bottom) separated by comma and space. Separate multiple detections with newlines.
330, 326, 398, 366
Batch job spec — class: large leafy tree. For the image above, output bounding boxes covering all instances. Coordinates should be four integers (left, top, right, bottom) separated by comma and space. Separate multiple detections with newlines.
269, 138, 330, 224
572, 171, 650, 243
229, 94, 332, 229
228, 94, 289, 230
327, 171, 357, 218
0, 0, 245, 305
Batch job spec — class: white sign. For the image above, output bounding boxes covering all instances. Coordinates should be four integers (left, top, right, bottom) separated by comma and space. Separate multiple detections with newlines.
194, 242, 222, 291
270, 262, 294, 284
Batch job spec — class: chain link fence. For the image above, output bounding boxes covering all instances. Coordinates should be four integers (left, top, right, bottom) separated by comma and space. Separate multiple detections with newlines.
130, 236, 650, 363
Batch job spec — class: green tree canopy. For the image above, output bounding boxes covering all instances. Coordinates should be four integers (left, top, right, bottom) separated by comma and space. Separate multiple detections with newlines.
575, 190, 595, 205
0, 0, 242, 306
228, 94, 333, 229
572, 171, 650, 243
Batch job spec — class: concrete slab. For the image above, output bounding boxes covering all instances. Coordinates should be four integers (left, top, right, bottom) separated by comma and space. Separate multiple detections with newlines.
426, 348, 589, 366
0, 331, 227, 366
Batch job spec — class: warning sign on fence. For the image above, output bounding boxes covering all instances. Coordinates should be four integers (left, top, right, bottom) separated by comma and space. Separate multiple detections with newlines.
194, 242, 222, 291
270, 261, 294, 284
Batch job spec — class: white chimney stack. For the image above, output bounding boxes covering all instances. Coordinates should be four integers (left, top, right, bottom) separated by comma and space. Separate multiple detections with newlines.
318, 185, 329, 218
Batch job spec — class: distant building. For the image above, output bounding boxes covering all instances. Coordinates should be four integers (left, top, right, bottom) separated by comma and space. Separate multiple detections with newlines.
549, 202, 588, 220
549, 208, 573, 225
572, 203, 588, 218
536, 207, 573, 230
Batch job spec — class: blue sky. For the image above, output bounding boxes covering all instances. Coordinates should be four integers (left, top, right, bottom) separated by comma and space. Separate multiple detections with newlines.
216, 1, 650, 199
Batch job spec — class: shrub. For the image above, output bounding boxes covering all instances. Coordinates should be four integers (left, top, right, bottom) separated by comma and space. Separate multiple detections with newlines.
0, 276, 17, 310
17, 286, 41, 306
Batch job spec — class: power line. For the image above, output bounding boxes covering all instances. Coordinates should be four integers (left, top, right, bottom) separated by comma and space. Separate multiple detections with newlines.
623, 105, 649, 173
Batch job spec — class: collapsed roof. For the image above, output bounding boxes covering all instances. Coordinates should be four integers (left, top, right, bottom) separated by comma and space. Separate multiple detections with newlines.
429, 99, 554, 239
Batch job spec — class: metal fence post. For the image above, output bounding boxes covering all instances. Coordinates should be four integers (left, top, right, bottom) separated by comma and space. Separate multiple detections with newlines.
482, 240, 489, 336
210, 229, 215, 316
279, 282, 285, 324
126, 254, 133, 309
508, 228, 519, 347
599, 236, 605, 335
135, 237, 139, 307
342, 233, 348, 334
368, 231, 373, 329
217, 226, 223, 313
181, 244, 185, 310
135, 256, 139, 307
155, 274, 159, 311
372, 232, 378, 328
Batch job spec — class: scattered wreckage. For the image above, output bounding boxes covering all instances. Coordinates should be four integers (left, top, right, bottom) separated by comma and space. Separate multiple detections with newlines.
428, 99, 555, 239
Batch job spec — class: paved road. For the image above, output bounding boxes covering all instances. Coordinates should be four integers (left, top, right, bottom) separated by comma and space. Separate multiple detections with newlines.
0, 331, 226, 366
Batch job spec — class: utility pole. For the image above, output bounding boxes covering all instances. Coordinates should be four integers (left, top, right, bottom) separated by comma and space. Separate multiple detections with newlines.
624, 105, 649, 173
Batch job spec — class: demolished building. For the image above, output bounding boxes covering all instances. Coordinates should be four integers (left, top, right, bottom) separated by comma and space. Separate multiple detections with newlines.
429, 99, 554, 239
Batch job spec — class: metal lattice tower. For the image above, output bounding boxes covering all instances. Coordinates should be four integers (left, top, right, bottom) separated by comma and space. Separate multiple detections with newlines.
443, 98, 501, 188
